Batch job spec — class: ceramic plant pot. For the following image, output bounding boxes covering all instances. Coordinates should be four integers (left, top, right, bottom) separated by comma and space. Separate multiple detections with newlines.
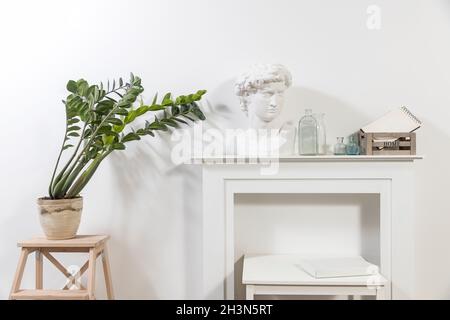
37, 197, 83, 240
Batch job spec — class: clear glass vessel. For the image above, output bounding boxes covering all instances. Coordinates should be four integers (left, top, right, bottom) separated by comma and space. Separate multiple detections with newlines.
298, 109, 318, 155
346, 135, 360, 155
314, 113, 327, 155
279, 121, 296, 155
334, 137, 346, 155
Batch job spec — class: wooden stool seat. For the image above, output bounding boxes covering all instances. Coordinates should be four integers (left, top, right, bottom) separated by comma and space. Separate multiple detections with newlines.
11, 289, 90, 300
10, 235, 114, 300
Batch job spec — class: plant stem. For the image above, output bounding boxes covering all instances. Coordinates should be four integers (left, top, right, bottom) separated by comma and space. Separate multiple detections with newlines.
48, 127, 68, 198
60, 157, 87, 194
66, 150, 112, 198
51, 121, 88, 198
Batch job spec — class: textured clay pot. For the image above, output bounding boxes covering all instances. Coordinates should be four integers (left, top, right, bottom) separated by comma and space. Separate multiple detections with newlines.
37, 197, 83, 240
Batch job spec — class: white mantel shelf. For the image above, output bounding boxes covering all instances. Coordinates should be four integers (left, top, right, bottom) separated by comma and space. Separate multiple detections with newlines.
193, 155, 423, 163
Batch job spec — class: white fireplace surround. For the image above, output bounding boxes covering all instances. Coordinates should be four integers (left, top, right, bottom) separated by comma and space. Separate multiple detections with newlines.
199, 155, 422, 300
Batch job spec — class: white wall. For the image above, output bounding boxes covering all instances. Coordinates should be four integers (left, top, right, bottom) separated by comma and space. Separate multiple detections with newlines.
0, 0, 449, 299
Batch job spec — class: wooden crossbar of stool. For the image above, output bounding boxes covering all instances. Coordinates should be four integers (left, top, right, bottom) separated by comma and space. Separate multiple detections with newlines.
9, 235, 114, 300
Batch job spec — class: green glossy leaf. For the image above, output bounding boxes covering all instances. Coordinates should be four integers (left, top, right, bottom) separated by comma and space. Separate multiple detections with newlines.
135, 105, 148, 117
122, 132, 141, 143
162, 100, 173, 107
175, 95, 185, 105
148, 104, 165, 111
67, 118, 80, 125
191, 103, 206, 120
136, 129, 146, 135
124, 110, 137, 124
66, 80, 77, 94
152, 93, 158, 105
113, 108, 128, 116
117, 100, 131, 108
149, 122, 168, 131
192, 108, 206, 120
93, 86, 100, 101
112, 142, 126, 150
76, 79, 89, 96
171, 106, 180, 116
93, 140, 103, 148
62, 144, 74, 150
95, 103, 114, 114
102, 135, 115, 145
113, 124, 125, 133
83, 128, 92, 138
67, 132, 80, 137
179, 104, 190, 113
162, 92, 173, 106
97, 125, 113, 135
106, 118, 123, 126
67, 126, 81, 132
161, 119, 179, 128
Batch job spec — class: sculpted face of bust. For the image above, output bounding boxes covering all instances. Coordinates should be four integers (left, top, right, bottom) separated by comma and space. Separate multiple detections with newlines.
235, 64, 292, 128
245, 81, 286, 122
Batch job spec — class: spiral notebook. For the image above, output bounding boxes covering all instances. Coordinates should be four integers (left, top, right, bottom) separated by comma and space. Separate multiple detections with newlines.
361, 107, 422, 133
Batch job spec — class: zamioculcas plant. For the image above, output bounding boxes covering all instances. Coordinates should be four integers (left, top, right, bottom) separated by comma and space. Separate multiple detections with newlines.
39, 73, 206, 239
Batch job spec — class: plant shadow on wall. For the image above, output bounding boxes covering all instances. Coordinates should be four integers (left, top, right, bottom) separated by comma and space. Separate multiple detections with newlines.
105, 80, 238, 299
107, 77, 374, 299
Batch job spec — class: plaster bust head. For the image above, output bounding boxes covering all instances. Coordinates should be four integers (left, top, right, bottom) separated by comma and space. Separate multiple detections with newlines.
235, 64, 292, 127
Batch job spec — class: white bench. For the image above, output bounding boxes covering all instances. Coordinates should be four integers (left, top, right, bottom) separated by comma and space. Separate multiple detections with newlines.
242, 254, 388, 300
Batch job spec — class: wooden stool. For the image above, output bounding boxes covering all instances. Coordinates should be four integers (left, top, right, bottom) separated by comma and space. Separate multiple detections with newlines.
9, 235, 114, 300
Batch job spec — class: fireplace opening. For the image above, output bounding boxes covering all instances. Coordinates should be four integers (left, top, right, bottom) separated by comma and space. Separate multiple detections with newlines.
234, 193, 380, 300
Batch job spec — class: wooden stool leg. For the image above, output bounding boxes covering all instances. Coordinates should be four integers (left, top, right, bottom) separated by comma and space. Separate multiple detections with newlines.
101, 245, 115, 300
10, 248, 30, 299
36, 250, 43, 289
87, 248, 97, 300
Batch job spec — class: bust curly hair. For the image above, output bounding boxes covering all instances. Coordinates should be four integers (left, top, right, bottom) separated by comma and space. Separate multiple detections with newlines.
234, 64, 292, 114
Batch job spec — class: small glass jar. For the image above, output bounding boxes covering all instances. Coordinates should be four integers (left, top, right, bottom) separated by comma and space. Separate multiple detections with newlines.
279, 121, 296, 155
346, 135, 360, 155
334, 137, 346, 155
314, 113, 327, 155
